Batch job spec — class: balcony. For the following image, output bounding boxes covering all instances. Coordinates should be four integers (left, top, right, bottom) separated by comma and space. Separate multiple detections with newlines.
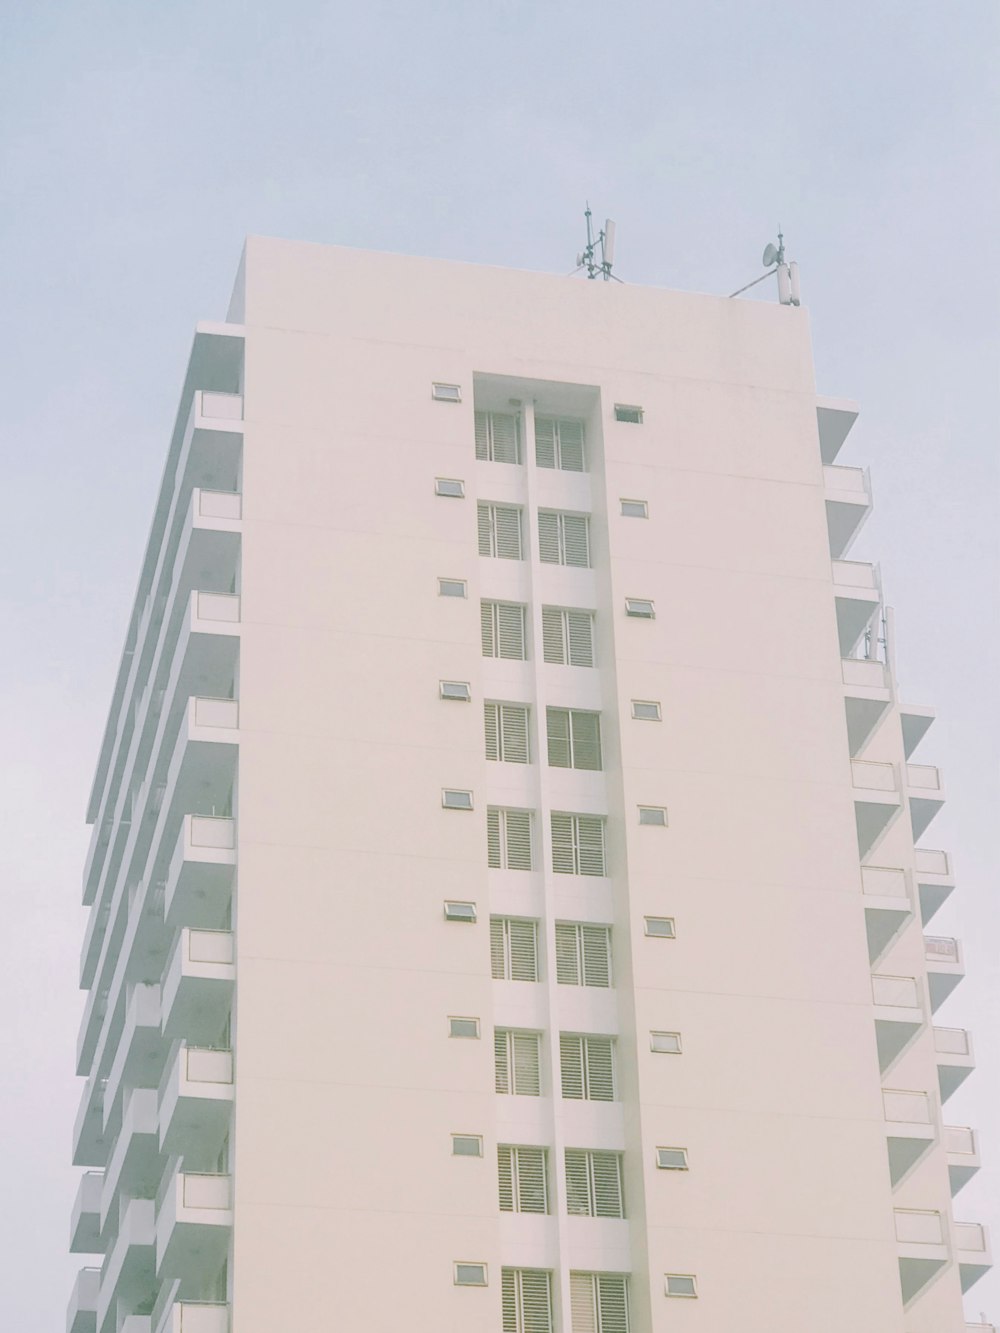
882, 1089, 934, 1187
905, 763, 945, 840
872, 974, 924, 1071
934, 1026, 975, 1101
955, 1221, 992, 1292
196, 390, 243, 425
841, 657, 891, 758
154, 1298, 229, 1333
861, 865, 913, 964
102, 985, 162, 1142
159, 1045, 233, 1159
852, 760, 902, 859
73, 1072, 108, 1169
924, 935, 964, 1010
100, 1089, 159, 1244
70, 1170, 104, 1254
824, 463, 872, 558
894, 1207, 948, 1303
161, 930, 235, 1045
97, 1198, 156, 1333
832, 560, 881, 656
816, 396, 859, 465
164, 816, 236, 930
914, 847, 955, 924
156, 1168, 232, 1284
945, 1125, 980, 1194
68, 1265, 100, 1333
900, 701, 935, 758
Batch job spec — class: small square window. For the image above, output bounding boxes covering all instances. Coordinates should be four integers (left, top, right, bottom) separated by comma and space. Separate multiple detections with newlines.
620, 499, 648, 518
438, 578, 467, 599
625, 598, 655, 618
442, 789, 474, 810
650, 1031, 682, 1054
644, 916, 676, 939
638, 805, 667, 826
656, 1147, 689, 1170
444, 901, 477, 923
631, 700, 661, 721
615, 404, 644, 424
440, 680, 472, 701
432, 383, 462, 403
435, 477, 465, 498
449, 1016, 481, 1039
452, 1134, 484, 1157
454, 1262, 488, 1286
665, 1274, 697, 1298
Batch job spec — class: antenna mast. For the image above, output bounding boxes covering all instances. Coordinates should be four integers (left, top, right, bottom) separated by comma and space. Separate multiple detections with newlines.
573, 203, 618, 281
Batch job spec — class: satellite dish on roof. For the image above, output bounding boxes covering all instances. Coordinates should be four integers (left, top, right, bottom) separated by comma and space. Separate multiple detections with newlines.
762, 243, 779, 268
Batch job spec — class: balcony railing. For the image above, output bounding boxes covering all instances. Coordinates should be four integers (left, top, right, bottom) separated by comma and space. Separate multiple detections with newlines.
824, 463, 870, 494
935, 1026, 971, 1056
861, 865, 908, 898
882, 1089, 931, 1124
955, 1222, 988, 1253
872, 974, 921, 1008
894, 1208, 944, 1244
914, 847, 951, 876
925, 935, 960, 962
852, 760, 897, 792
188, 814, 236, 850
197, 390, 243, 421
907, 763, 943, 791
832, 559, 878, 590
946, 1125, 977, 1155
841, 657, 888, 688
192, 696, 239, 729
194, 591, 241, 623
196, 488, 242, 521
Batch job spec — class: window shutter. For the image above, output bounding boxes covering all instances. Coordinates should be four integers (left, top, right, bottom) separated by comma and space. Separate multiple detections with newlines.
477, 503, 493, 556
551, 815, 606, 876
541, 608, 565, 663
557, 419, 585, 471
584, 1037, 615, 1101
581, 925, 612, 987
537, 511, 560, 564
564, 1150, 591, 1215
562, 514, 591, 567
591, 1153, 624, 1218
497, 1030, 542, 1096
567, 611, 595, 666
555, 924, 581, 985
487, 809, 502, 868
551, 814, 576, 875
484, 704, 500, 762
535, 417, 557, 469
495, 1028, 511, 1093
495, 505, 523, 559
491, 918, 539, 981
482, 602, 528, 660
501, 705, 529, 763
546, 708, 572, 768
498, 1147, 515, 1211
596, 1275, 630, 1333
499, 1146, 547, 1213
559, 1035, 585, 1100
504, 809, 533, 869
570, 711, 602, 770
503, 1270, 553, 1333
577, 817, 606, 876
570, 1274, 598, 1333
490, 918, 507, 980
476, 410, 520, 464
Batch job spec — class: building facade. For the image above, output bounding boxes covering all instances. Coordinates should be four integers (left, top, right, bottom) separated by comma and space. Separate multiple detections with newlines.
69, 237, 991, 1333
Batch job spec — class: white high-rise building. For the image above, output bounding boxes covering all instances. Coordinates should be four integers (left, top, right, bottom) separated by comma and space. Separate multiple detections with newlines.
68, 237, 991, 1333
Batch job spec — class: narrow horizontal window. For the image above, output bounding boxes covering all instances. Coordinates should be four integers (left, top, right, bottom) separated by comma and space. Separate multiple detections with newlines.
614, 403, 643, 424
638, 806, 667, 826
620, 499, 648, 518
656, 1147, 689, 1170
449, 1016, 481, 1039
442, 789, 474, 810
432, 382, 462, 402
452, 1134, 484, 1157
440, 680, 471, 701
455, 1262, 487, 1286
664, 1274, 697, 1298
625, 598, 655, 618
444, 901, 477, 923
644, 916, 676, 939
435, 477, 465, 497
630, 700, 661, 721
439, 578, 468, 598
650, 1031, 682, 1054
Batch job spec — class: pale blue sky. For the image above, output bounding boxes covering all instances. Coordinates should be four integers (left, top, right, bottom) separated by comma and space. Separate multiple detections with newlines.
1, 2, 997, 1325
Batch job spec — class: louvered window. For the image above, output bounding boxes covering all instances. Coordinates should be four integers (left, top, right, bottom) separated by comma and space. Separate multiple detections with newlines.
535, 416, 586, 472
565, 1150, 624, 1218
538, 511, 591, 568
560, 1034, 615, 1101
487, 808, 533, 870
546, 708, 602, 770
481, 601, 528, 660
569, 1273, 630, 1333
541, 607, 595, 667
478, 503, 524, 560
484, 704, 530, 763
490, 918, 540, 981
555, 923, 612, 987
502, 1269, 553, 1333
498, 1146, 549, 1213
475, 410, 521, 464
495, 1029, 542, 1096
551, 814, 606, 876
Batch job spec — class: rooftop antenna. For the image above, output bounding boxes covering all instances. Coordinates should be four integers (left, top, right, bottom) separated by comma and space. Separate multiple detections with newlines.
571, 203, 621, 281
729, 226, 800, 305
